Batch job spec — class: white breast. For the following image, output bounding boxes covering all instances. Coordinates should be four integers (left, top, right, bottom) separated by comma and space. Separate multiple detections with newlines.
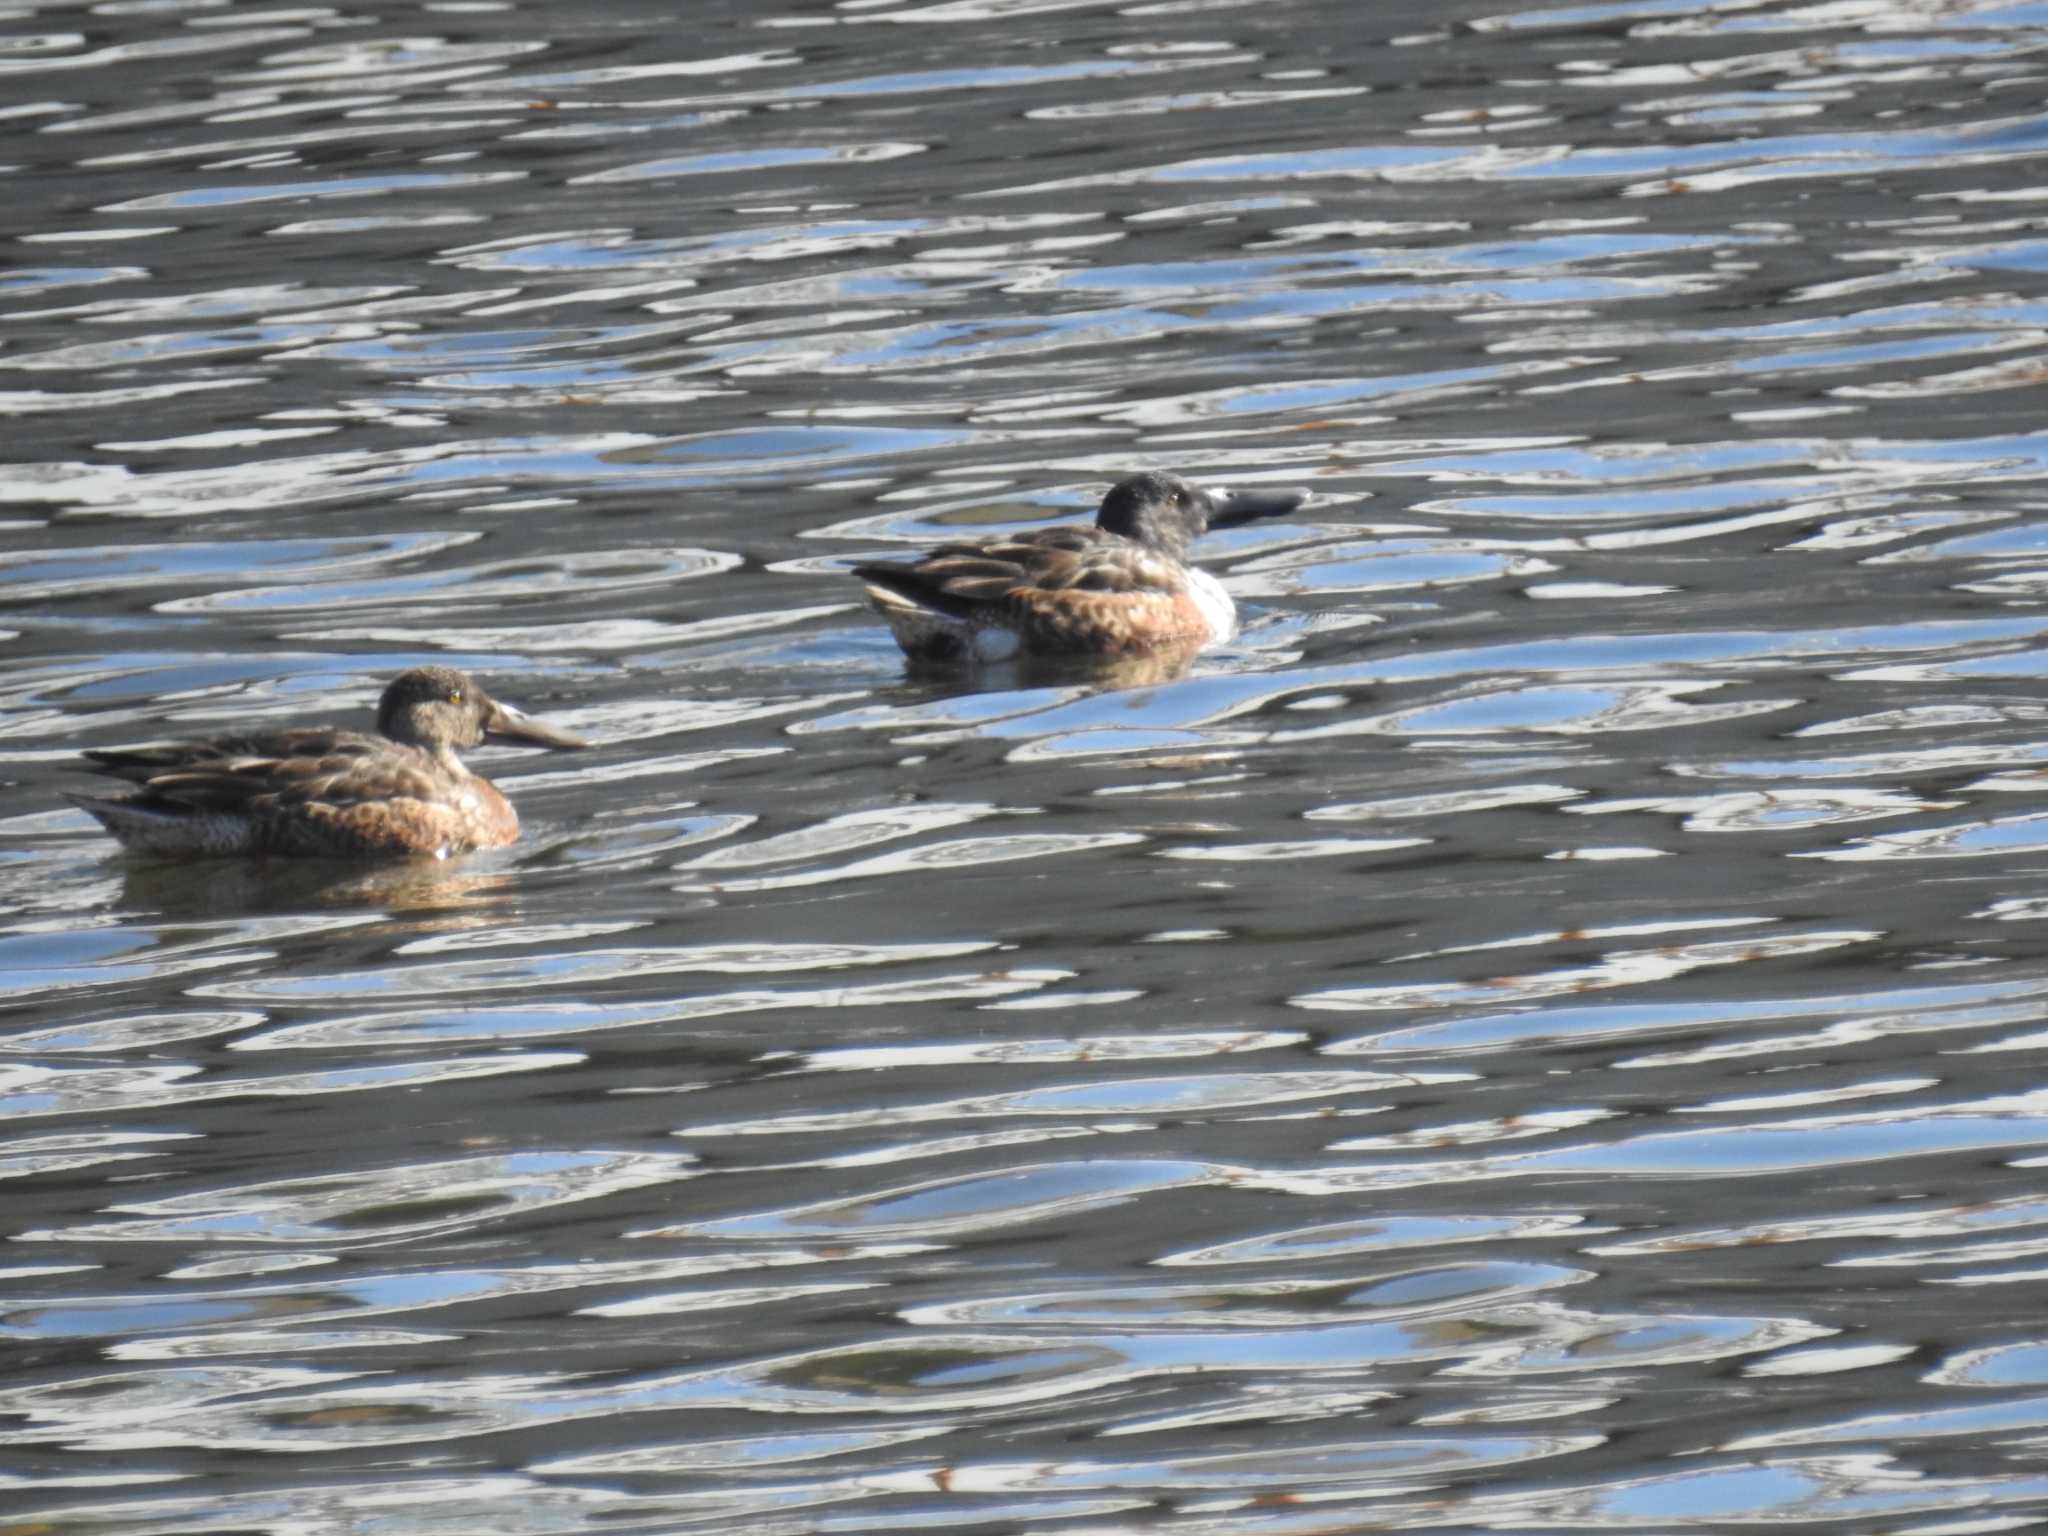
1183, 566, 1237, 642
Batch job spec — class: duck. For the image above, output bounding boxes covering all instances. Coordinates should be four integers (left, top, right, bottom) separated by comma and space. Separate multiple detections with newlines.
65, 665, 587, 860
852, 470, 1307, 664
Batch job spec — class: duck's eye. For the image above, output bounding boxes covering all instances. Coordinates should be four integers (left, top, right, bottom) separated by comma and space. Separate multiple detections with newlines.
448, 690, 463, 703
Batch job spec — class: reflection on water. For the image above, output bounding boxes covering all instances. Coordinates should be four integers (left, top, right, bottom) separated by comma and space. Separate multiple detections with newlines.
9, 0, 2048, 1529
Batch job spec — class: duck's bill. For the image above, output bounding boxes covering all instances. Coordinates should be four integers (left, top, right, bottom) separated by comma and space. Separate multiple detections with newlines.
483, 699, 589, 750
1205, 486, 1310, 530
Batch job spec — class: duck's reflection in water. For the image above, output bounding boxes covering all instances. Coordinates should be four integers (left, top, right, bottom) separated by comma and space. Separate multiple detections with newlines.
899, 636, 1210, 696
111, 853, 527, 927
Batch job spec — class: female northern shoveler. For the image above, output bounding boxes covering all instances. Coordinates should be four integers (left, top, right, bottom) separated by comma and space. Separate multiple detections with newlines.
852, 470, 1307, 664
65, 666, 588, 860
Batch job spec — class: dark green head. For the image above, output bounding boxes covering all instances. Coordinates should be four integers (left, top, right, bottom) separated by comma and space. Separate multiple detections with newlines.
1093, 471, 1307, 560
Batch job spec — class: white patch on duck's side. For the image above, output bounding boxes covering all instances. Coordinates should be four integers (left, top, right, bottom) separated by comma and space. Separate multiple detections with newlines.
866, 584, 1017, 662
1182, 565, 1238, 643
971, 623, 1022, 662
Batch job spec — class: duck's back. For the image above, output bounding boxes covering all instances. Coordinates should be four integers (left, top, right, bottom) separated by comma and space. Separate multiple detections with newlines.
81, 725, 382, 785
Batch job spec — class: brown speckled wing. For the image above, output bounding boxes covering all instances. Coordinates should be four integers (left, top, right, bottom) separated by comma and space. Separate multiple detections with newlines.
1001, 584, 1214, 655
263, 748, 450, 811
119, 735, 410, 815
856, 528, 1189, 620
82, 728, 381, 787
1049, 542, 1189, 596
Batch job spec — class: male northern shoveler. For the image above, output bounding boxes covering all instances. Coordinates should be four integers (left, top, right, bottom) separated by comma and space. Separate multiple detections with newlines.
65, 666, 588, 860
852, 470, 1308, 664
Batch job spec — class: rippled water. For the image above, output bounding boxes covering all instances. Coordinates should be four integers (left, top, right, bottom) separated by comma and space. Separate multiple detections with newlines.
9, 0, 2048, 1529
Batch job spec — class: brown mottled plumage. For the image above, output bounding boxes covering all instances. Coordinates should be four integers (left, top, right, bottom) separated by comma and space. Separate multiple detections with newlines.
853, 471, 1307, 664
65, 666, 588, 860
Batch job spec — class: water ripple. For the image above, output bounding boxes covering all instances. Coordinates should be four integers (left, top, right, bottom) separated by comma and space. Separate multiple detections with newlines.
14, 0, 2048, 1527
25, 1149, 699, 1246
190, 940, 999, 1004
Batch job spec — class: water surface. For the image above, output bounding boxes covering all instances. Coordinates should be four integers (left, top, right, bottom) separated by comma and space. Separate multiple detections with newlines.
8, 0, 2048, 1529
